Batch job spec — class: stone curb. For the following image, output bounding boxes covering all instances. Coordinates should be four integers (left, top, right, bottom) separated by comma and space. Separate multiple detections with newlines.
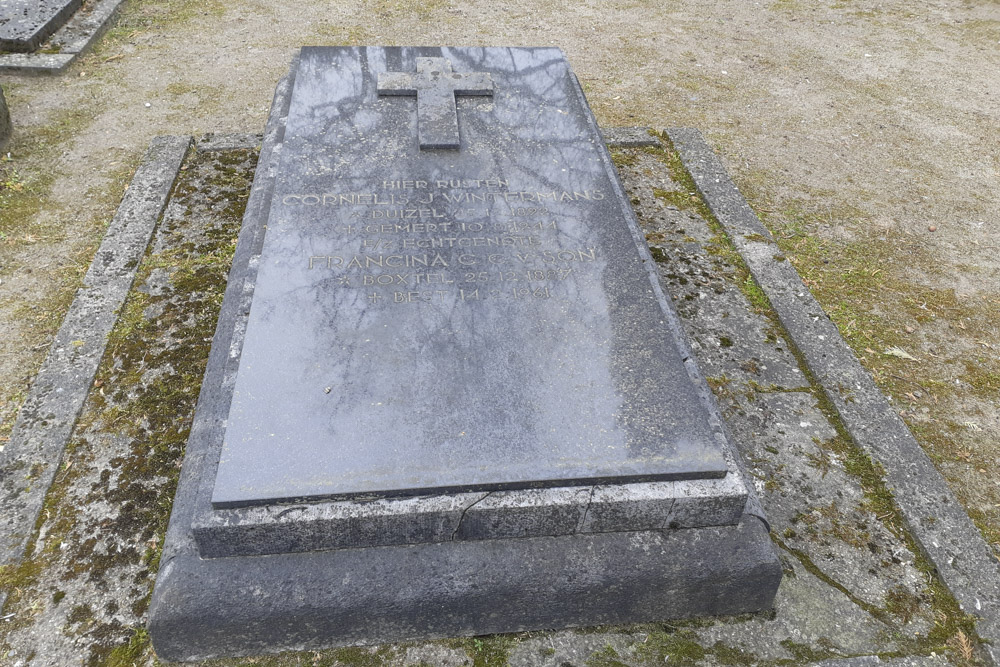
668, 126, 1000, 664
0, 135, 190, 609
0, 0, 126, 74
601, 126, 660, 148
195, 133, 263, 152
818, 657, 949, 666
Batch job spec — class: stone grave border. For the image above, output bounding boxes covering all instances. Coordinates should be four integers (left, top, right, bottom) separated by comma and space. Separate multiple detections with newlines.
0, 115, 995, 657
0, 134, 189, 609
667, 127, 1000, 664
0, 0, 126, 74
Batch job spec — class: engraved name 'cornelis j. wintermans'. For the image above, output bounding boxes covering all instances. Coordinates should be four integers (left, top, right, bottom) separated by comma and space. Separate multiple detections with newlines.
281, 189, 606, 206
378, 57, 494, 150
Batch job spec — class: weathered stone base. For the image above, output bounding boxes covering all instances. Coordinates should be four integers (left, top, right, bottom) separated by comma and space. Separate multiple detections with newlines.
0, 0, 83, 53
150, 516, 780, 662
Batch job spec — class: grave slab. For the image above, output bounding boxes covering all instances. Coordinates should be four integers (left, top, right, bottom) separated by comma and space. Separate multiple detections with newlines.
149, 48, 781, 661
0, 0, 82, 52
212, 46, 730, 510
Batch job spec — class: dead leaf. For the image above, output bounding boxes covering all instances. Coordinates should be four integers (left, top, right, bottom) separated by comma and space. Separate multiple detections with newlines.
884, 346, 919, 361
948, 629, 974, 662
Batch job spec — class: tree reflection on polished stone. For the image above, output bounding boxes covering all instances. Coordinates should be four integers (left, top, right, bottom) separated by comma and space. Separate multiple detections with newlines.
211, 46, 731, 509
378, 56, 494, 150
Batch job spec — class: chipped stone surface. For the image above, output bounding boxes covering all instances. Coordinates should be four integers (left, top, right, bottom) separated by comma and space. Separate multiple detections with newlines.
193, 474, 748, 558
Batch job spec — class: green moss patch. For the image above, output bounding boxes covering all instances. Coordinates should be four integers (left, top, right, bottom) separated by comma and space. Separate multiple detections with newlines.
0, 146, 257, 666
614, 137, 986, 663
740, 180, 1000, 550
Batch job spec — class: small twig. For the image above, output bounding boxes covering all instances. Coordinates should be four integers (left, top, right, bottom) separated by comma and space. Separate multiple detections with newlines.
887, 373, 921, 386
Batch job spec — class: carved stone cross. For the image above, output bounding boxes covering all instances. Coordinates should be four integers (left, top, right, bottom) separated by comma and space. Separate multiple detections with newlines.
378, 57, 494, 150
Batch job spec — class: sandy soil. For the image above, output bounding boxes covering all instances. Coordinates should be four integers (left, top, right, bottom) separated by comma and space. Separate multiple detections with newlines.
1, 0, 997, 584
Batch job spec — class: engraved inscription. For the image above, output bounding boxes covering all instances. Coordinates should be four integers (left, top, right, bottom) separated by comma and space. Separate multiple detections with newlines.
282, 189, 604, 206
297, 176, 603, 305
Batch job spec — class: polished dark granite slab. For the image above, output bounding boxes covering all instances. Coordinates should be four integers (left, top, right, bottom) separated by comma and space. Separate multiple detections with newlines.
211, 46, 730, 508
0, 0, 82, 52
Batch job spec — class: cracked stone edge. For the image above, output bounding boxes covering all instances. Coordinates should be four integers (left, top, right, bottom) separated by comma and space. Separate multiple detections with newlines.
667, 125, 1000, 666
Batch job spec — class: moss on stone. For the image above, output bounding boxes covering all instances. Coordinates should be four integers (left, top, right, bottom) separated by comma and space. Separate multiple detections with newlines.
104, 627, 149, 666
461, 634, 519, 666
632, 133, 986, 660
777, 638, 837, 662
884, 585, 922, 625
0, 146, 259, 665
586, 644, 630, 666
610, 150, 639, 169
635, 626, 707, 664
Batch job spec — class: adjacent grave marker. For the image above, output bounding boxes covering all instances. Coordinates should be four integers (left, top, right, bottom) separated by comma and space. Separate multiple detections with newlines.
0, 0, 83, 52
150, 47, 781, 661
